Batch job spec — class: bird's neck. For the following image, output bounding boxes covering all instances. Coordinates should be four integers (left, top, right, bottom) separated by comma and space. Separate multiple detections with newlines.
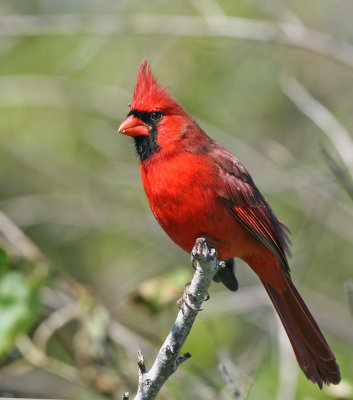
133, 130, 160, 162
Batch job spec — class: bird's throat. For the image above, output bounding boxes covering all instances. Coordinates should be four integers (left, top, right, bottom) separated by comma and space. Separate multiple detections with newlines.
133, 129, 160, 161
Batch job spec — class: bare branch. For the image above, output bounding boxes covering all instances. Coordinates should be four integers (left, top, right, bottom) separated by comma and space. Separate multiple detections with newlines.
16, 335, 84, 386
137, 350, 147, 375
318, 140, 353, 200
275, 313, 298, 400
131, 238, 224, 400
0, 14, 353, 69
0, 209, 45, 263
218, 361, 253, 400
0, 74, 129, 119
33, 302, 80, 351
175, 352, 191, 367
344, 280, 353, 319
280, 76, 353, 177
108, 321, 154, 355
188, 0, 226, 19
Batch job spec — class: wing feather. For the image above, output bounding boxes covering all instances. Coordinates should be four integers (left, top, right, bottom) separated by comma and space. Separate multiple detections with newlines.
212, 145, 291, 273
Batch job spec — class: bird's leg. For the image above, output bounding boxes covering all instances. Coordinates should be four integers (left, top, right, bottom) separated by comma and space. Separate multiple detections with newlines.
177, 281, 199, 310
177, 281, 209, 311
177, 237, 216, 310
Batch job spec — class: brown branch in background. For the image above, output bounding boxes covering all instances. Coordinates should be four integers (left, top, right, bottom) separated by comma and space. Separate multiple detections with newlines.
16, 335, 85, 386
0, 209, 45, 263
0, 75, 129, 119
280, 76, 353, 201
344, 281, 353, 319
108, 320, 154, 355
1, 14, 353, 69
218, 362, 253, 400
33, 302, 81, 351
280, 76, 353, 178
0, 207, 153, 397
217, 346, 258, 400
275, 314, 298, 400
318, 140, 353, 201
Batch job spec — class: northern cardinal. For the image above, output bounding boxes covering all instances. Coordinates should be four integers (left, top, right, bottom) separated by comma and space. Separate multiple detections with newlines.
118, 60, 340, 387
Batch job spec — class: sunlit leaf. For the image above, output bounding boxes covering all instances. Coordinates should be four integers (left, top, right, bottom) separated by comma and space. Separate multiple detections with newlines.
0, 248, 9, 268
0, 271, 40, 357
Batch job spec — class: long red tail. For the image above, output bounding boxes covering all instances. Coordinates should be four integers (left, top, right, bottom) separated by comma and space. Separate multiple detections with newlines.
262, 273, 341, 388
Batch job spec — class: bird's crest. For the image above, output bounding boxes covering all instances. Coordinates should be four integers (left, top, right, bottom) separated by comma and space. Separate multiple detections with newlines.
130, 59, 177, 112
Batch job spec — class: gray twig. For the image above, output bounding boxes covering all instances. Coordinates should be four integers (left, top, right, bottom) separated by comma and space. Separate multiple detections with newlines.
137, 349, 147, 375
344, 280, 353, 319
318, 140, 353, 201
275, 313, 298, 400
16, 335, 84, 386
217, 352, 254, 400
33, 301, 80, 350
132, 237, 224, 400
1, 14, 353, 69
0, 209, 45, 263
280, 76, 353, 177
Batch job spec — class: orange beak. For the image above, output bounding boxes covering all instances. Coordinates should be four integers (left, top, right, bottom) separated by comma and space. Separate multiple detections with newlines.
118, 115, 150, 137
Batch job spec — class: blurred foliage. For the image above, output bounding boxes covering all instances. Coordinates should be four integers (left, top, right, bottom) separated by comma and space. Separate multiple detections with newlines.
0, 248, 42, 358
0, 0, 353, 399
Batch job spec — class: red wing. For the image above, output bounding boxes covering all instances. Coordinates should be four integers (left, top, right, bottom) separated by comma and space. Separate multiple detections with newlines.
212, 146, 291, 272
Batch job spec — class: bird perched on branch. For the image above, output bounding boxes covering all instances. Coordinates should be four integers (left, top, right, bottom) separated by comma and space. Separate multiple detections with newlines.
118, 60, 340, 388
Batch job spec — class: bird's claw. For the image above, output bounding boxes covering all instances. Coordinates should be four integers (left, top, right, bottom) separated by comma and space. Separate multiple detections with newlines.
191, 237, 217, 267
178, 238, 215, 310
177, 281, 209, 311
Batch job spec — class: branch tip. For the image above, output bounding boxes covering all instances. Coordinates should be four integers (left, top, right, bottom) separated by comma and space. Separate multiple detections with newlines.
191, 237, 217, 264
137, 349, 147, 374
176, 352, 192, 367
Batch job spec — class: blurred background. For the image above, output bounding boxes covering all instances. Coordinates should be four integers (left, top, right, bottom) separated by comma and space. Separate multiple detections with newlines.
0, 0, 353, 399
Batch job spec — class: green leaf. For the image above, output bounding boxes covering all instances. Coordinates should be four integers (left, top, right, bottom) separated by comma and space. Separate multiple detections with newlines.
0, 248, 10, 268
0, 271, 40, 357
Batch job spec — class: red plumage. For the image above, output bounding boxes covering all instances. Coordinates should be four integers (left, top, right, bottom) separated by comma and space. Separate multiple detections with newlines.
118, 60, 340, 387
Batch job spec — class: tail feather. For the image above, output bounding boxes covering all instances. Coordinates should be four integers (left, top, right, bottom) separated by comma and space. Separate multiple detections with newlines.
262, 273, 341, 388
213, 258, 238, 291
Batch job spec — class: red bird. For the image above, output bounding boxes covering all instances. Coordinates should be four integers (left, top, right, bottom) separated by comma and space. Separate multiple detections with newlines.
118, 60, 340, 387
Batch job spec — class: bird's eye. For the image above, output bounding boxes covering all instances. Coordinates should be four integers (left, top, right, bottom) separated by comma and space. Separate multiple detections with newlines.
150, 111, 162, 122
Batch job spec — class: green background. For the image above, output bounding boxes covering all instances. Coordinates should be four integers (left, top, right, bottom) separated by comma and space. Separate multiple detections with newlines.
0, 0, 352, 399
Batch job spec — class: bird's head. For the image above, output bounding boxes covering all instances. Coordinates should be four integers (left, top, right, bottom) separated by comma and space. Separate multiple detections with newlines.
118, 60, 193, 161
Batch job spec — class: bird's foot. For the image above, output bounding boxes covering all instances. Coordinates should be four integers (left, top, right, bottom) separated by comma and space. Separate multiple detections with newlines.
177, 238, 217, 311
191, 236, 217, 269
177, 281, 210, 311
